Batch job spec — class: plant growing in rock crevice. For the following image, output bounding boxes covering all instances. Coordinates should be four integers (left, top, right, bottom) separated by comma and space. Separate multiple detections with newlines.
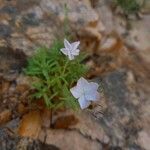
24, 39, 89, 127
24, 4, 100, 128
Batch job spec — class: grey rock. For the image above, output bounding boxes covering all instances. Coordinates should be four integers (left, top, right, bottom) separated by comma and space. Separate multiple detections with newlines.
0, 47, 27, 81
22, 13, 40, 26
0, 24, 11, 38
0, 128, 60, 150
1, 6, 18, 15
96, 70, 143, 148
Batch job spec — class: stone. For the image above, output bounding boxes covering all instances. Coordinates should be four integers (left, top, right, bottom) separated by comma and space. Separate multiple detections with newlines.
41, 108, 51, 128
0, 128, 60, 150
0, 0, 104, 58
17, 103, 28, 115
94, 0, 114, 34
100, 37, 117, 50
46, 129, 102, 150
0, 47, 27, 81
53, 114, 78, 129
22, 13, 40, 26
72, 111, 109, 144
1, 5, 18, 15
36, 107, 110, 149
125, 15, 150, 50
137, 130, 150, 150
0, 24, 11, 37
141, 0, 150, 13
0, 109, 12, 125
1, 81, 10, 94
18, 111, 42, 139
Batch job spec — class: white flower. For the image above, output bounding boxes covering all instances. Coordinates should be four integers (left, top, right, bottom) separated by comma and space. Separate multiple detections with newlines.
70, 77, 100, 109
60, 39, 80, 60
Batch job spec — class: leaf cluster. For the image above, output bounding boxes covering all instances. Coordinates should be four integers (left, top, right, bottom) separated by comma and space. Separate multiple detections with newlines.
24, 40, 88, 110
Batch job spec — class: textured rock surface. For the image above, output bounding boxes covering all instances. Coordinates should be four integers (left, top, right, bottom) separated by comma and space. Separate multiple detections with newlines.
0, 0, 102, 56
38, 111, 109, 149
0, 128, 59, 150
0, 0, 150, 150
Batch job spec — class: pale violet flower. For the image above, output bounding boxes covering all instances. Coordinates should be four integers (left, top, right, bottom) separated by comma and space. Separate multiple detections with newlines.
70, 77, 100, 109
60, 39, 80, 60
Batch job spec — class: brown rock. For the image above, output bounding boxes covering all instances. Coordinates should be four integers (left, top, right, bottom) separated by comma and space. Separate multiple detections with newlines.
1, 81, 10, 94
18, 111, 42, 139
16, 84, 29, 94
53, 114, 78, 129
0, 109, 12, 125
17, 103, 28, 115
46, 129, 102, 150
41, 108, 51, 128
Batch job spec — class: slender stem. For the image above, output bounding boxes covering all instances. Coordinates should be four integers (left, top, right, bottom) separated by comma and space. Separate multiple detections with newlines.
64, 3, 69, 38
62, 60, 69, 75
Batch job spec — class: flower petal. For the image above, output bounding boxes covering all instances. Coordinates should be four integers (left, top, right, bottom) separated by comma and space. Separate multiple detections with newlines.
71, 41, 80, 51
89, 82, 99, 91
64, 39, 71, 49
60, 48, 68, 55
71, 49, 80, 56
85, 91, 100, 101
68, 53, 74, 60
77, 77, 89, 89
78, 95, 90, 109
70, 86, 82, 98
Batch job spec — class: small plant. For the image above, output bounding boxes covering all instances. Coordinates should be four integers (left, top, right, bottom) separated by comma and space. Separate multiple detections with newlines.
115, 0, 141, 14
24, 39, 88, 110
24, 39, 100, 127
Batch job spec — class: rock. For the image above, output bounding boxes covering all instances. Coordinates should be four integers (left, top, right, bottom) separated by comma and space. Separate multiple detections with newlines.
95, 0, 150, 56
0, 109, 12, 125
125, 15, 150, 63
18, 111, 42, 139
78, 26, 102, 53
141, 0, 150, 13
1, 80, 10, 94
125, 15, 150, 50
0, 47, 27, 81
0, 23, 11, 37
46, 129, 102, 150
53, 114, 78, 129
100, 36, 117, 50
94, 0, 115, 34
72, 111, 109, 144
39, 109, 109, 149
41, 108, 51, 128
40, 0, 98, 27
15, 84, 29, 93
100, 71, 138, 147
0, 0, 103, 58
17, 103, 28, 115
137, 130, 150, 150
0, 128, 59, 150
91, 69, 150, 149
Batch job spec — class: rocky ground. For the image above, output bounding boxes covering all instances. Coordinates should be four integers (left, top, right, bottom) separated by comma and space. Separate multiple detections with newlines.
0, 0, 150, 150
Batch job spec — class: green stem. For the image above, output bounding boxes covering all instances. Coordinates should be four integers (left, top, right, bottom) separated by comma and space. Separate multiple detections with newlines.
64, 3, 69, 38
62, 60, 69, 75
